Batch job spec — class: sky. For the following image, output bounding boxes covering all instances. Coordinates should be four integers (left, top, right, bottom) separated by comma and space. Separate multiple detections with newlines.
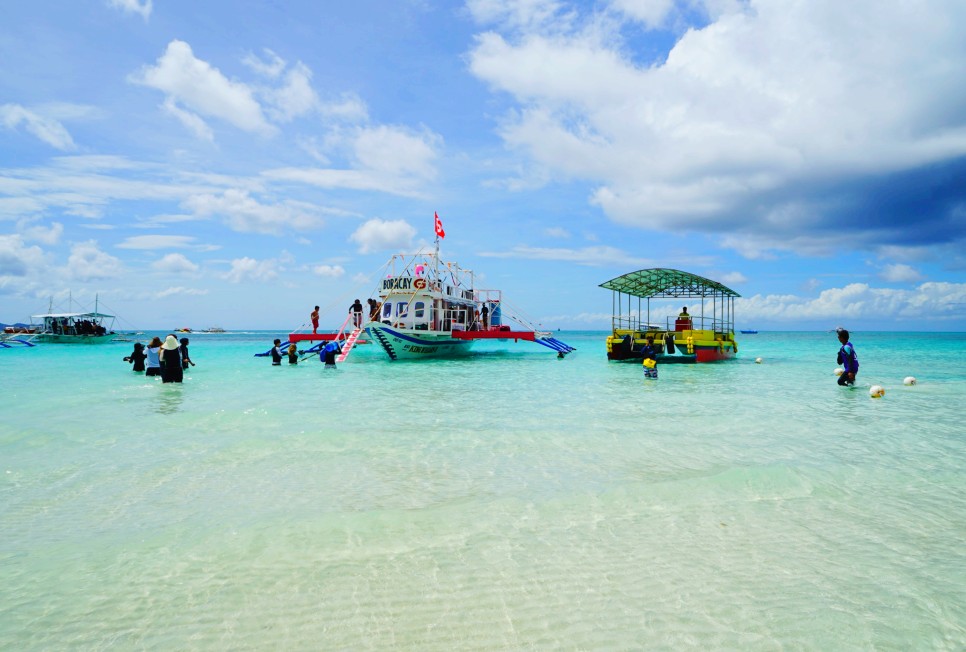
2, 0, 965, 332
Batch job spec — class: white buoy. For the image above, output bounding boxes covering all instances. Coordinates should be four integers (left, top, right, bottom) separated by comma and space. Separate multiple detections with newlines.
903, 376, 917, 386
869, 385, 885, 398
834, 367, 844, 376
755, 357, 762, 364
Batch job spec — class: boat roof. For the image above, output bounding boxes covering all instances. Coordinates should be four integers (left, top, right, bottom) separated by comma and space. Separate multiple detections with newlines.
32, 311, 115, 319
599, 268, 740, 299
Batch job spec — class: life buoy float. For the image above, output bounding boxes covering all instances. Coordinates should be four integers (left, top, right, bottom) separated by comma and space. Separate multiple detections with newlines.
686, 336, 694, 354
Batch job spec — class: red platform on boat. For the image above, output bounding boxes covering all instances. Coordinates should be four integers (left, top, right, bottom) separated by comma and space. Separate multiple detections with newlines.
289, 332, 369, 344
451, 329, 537, 342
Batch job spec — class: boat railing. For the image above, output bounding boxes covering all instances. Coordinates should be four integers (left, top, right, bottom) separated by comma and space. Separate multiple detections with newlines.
612, 314, 734, 336
661, 315, 735, 336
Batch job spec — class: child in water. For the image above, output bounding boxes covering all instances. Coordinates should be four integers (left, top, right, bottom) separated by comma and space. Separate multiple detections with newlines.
641, 336, 658, 379
123, 342, 147, 372
288, 343, 299, 364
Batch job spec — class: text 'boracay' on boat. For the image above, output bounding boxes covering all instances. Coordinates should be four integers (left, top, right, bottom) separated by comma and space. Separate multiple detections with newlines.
600, 268, 739, 363
287, 213, 575, 362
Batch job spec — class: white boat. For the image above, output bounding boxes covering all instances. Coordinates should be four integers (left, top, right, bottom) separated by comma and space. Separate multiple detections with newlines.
358, 232, 574, 361
30, 310, 116, 344
29, 295, 117, 344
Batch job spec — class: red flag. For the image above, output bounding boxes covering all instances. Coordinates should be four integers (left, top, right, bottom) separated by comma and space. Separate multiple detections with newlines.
434, 211, 445, 238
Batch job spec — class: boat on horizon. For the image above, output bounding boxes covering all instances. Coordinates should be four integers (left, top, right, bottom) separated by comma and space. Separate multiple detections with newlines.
740, 329, 758, 334
600, 268, 739, 363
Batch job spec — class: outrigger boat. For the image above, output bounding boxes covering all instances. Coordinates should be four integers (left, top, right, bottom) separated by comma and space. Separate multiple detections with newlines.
601, 268, 739, 363
363, 251, 573, 361
283, 218, 575, 363
29, 296, 117, 344
276, 219, 574, 363
0, 323, 38, 348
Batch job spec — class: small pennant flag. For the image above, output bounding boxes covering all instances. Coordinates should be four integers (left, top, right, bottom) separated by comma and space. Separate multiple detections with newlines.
434, 211, 445, 238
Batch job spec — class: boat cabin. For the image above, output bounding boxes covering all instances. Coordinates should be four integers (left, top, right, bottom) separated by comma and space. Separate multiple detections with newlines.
377, 253, 502, 333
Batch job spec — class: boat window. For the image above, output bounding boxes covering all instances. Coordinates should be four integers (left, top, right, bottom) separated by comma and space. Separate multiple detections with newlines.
414, 301, 425, 318
397, 301, 408, 317
382, 303, 392, 318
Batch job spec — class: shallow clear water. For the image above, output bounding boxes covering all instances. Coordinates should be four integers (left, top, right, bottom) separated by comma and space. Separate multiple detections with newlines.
1, 331, 965, 649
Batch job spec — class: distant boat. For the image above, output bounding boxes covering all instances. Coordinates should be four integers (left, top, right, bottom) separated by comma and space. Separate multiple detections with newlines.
30, 310, 115, 344
29, 295, 117, 344
200, 326, 226, 333
740, 329, 758, 334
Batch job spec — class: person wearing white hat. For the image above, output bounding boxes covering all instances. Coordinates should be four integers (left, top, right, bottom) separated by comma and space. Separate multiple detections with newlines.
159, 334, 184, 383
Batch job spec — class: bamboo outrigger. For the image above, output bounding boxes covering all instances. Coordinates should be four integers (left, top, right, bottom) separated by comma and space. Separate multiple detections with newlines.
600, 268, 740, 363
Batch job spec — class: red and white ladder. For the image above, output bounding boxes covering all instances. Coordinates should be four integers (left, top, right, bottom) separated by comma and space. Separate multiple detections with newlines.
335, 327, 363, 363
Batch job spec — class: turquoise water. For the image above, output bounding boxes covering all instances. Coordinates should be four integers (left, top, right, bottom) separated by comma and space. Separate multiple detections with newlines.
1, 331, 964, 650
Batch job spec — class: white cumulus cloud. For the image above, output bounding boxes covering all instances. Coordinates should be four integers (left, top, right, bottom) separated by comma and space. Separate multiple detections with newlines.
879, 263, 924, 284
223, 256, 281, 283
349, 218, 417, 254
131, 40, 274, 136
152, 252, 199, 274
66, 241, 124, 281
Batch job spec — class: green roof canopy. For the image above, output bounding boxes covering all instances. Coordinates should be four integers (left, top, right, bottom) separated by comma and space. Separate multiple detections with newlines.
599, 268, 740, 299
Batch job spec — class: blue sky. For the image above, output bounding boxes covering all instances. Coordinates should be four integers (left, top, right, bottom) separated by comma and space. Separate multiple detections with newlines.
2, 0, 965, 331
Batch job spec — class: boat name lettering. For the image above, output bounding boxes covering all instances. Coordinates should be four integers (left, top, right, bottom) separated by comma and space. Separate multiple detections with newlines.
405, 345, 438, 354
383, 277, 413, 291
413, 278, 427, 290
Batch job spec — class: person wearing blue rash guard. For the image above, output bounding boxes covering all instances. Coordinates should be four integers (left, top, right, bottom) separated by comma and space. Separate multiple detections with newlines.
320, 340, 342, 368
836, 329, 859, 386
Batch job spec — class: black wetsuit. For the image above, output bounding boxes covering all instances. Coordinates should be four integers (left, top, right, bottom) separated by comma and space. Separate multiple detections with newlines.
161, 348, 183, 383
126, 347, 146, 372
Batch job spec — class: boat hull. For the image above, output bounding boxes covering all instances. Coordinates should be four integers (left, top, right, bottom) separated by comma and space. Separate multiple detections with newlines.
366, 324, 476, 360
33, 334, 115, 344
606, 330, 737, 363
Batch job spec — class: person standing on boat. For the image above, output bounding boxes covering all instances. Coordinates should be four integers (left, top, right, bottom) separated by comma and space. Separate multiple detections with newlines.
481, 303, 489, 330
367, 298, 379, 321
145, 337, 163, 377
124, 342, 147, 372
641, 336, 659, 379
180, 337, 196, 371
310, 306, 320, 335
159, 335, 184, 383
271, 339, 284, 366
350, 299, 364, 328
836, 329, 859, 386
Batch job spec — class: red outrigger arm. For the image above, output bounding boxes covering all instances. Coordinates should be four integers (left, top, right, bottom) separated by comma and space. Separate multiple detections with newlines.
450, 329, 537, 341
